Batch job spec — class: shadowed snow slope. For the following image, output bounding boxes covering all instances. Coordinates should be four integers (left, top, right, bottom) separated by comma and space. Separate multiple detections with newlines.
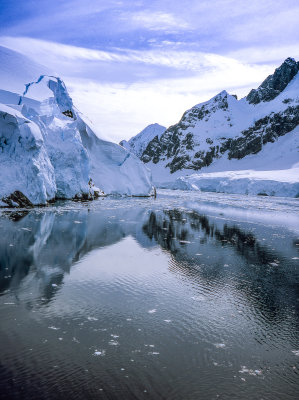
0, 48, 153, 206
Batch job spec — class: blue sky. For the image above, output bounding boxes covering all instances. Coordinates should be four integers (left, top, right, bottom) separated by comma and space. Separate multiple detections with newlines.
0, 0, 298, 141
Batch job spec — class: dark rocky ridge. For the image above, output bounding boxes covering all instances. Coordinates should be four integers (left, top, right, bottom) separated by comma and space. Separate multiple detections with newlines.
247, 58, 299, 104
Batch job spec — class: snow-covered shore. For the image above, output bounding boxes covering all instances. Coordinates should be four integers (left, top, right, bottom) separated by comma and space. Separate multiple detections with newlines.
166, 168, 299, 197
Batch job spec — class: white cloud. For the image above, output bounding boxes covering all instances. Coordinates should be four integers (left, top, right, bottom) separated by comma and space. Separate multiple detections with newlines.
227, 7, 299, 44
0, 36, 277, 74
227, 45, 299, 64
121, 10, 191, 32
0, 36, 279, 142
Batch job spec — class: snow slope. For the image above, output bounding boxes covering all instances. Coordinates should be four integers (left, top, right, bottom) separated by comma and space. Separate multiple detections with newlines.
120, 123, 166, 157
0, 46, 52, 94
0, 48, 153, 206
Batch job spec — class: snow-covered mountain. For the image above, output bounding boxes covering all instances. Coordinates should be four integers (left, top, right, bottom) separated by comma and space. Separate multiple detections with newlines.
120, 123, 166, 157
0, 47, 153, 207
139, 58, 299, 195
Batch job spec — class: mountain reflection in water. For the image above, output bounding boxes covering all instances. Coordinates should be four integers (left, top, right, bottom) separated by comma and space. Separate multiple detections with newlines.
0, 191, 298, 400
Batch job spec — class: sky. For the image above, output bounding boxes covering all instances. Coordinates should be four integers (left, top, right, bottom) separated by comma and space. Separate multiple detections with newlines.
0, 0, 298, 142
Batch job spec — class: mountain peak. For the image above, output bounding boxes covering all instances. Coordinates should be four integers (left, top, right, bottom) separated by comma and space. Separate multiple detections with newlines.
218, 89, 228, 96
210, 90, 228, 102
120, 123, 166, 157
283, 57, 297, 66
246, 57, 299, 105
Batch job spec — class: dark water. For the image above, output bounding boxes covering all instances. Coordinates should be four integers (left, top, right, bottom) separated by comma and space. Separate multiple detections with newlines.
0, 190, 298, 400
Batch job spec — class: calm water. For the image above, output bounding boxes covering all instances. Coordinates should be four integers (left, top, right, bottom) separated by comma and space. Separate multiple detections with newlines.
0, 190, 298, 400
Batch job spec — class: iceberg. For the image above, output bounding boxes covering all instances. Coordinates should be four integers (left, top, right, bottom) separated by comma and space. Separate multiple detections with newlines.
0, 74, 153, 206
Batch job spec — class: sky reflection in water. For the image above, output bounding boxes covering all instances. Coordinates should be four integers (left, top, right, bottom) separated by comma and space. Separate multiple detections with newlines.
0, 190, 298, 400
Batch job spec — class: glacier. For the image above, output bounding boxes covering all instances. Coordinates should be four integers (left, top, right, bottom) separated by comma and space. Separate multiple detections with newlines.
0, 49, 153, 206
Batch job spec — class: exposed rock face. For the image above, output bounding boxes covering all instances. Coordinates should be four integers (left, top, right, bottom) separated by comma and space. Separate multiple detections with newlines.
2, 191, 34, 208
246, 58, 299, 104
226, 105, 299, 159
140, 58, 299, 175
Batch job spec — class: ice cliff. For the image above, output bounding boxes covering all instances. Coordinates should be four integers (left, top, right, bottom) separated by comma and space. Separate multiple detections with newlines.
0, 72, 153, 206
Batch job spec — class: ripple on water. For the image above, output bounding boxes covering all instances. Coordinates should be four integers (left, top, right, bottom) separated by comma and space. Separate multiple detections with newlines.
0, 190, 298, 399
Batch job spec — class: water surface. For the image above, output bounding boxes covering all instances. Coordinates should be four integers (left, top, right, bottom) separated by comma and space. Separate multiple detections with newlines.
0, 190, 298, 399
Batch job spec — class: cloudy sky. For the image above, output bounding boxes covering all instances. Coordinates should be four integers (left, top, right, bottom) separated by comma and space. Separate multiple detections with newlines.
0, 0, 298, 142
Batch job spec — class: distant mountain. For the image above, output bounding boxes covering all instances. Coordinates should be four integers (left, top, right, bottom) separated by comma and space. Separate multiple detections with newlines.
120, 123, 166, 157
138, 58, 299, 186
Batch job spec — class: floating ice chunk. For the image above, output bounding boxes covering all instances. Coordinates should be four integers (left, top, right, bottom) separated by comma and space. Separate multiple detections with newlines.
94, 350, 106, 356
72, 337, 80, 343
51, 284, 58, 287
74, 221, 82, 224
109, 340, 119, 346
4, 302, 15, 305
239, 366, 262, 376
21, 228, 31, 231
48, 326, 60, 330
214, 343, 226, 348
148, 352, 160, 355
148, 309, 157, 314
164, 320, 172, 323
111, 334, 119, 338
87, 316, 98, 321
191, 295, 206, 301
180, 240, 190, 244
292, 350, 299, 356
